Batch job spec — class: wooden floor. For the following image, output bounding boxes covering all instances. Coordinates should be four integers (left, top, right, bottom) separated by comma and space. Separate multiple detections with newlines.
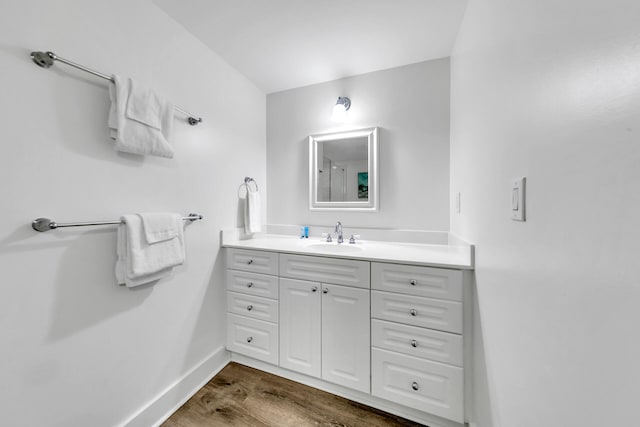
162, 362, 425, 427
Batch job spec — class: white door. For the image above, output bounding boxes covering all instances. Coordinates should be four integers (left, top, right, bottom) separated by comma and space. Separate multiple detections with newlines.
279, 278, 321, 377
321, 283, 371, 393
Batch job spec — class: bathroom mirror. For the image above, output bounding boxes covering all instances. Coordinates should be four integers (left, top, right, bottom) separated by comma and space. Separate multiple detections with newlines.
309, 127, 378, 211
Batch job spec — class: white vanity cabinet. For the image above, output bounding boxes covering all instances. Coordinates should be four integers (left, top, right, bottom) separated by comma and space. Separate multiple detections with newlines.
279, 254, 370, 394
371, 262, 465, 423
224, 243, 471, 427
225, 248, 280, 364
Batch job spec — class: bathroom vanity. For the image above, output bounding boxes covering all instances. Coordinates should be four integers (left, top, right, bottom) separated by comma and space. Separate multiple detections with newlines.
222, 232, 474, 427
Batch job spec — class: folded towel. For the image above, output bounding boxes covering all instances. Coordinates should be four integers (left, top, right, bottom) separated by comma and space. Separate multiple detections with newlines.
244, 185, 262, 234
138, 212, 181, 243
108, 75, 175, 158
120, 213, 185, 280
116, 224, 173, 287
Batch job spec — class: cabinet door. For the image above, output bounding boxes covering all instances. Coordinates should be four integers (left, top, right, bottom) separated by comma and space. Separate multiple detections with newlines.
321, 283, 370, 393
279, 278, 321, 377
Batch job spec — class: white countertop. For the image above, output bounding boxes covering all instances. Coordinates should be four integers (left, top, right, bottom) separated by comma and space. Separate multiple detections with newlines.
222, 234, 474, 270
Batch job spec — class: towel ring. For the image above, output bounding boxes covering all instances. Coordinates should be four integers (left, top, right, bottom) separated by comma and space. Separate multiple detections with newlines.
238, 177, 258, 198
244, 177, 258, 191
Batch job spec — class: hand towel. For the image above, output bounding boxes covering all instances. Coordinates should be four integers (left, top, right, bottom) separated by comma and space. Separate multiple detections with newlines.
137, 212, 181, 243
116, 224, 173, 287
108, 75, 175, 158
121, 213, 185, 279
244, 186, 262, 234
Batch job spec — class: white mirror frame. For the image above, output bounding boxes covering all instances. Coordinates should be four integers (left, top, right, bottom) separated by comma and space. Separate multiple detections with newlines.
309, 127, 379, 211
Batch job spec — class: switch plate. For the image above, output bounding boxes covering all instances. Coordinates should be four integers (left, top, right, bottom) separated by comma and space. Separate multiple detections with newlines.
456, 192, 461, 213
511, 177, 526, 221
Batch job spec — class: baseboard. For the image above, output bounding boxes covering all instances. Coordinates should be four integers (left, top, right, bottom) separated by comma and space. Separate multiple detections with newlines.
120, 346, 230, 427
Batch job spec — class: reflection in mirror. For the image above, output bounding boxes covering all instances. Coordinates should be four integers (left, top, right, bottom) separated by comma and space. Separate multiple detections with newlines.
309, 127, 378, 211
318, 136, 368, 202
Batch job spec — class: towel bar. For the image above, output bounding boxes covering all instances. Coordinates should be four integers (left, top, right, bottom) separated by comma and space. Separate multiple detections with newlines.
30, 51, 203, 125
31, 213, 203, 232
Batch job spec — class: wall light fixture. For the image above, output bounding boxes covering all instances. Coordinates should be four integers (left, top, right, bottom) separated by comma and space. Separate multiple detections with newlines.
330, 96, 351, 122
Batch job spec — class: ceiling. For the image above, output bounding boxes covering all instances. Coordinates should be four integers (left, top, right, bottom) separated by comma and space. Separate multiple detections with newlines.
154, 0, 468, 94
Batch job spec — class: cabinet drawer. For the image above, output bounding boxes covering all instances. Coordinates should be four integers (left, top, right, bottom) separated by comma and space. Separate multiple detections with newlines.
372, 348, 463, 423
372, 319, 463, 367
226, 248, 278, 275
372, 263, 462, 301
226, 269, 279, 299
372, 291, 462, 334
227, 292, 279, 323
226, 313, 278, 364
279, 253, 370, 288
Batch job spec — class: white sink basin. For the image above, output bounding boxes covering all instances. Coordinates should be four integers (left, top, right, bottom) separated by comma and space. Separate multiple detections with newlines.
304, 243, 364, 254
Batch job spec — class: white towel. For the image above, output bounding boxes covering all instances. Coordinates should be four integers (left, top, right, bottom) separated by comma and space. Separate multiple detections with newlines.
115, 224, 173, 287
244, 186, 262, 234
138, 212, 181, 243
116, 213, 185, 287
108, 75, 175, 158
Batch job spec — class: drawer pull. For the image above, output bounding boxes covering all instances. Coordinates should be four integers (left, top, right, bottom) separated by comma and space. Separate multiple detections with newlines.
410, 279, 417, 286
411, 381, 419, 391
247, 282, 253, 288
411, 339, 418, 348
409, 309, 417, 316
247, 305, 253, 311
323, 288, 329, 294
247, 259, 254, 265
246, 336, 253, 343
312, 286, 318, 292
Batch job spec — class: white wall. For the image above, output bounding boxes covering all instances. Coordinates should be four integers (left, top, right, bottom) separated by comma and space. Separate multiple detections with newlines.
450, 1, 640, 426
0, 1, 265, 426
267, 59, 450, 232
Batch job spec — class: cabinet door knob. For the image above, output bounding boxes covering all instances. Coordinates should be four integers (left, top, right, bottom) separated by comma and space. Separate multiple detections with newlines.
247, 282, 253, 288
410, 309, 417, 316
246, 337, 253, 343
411, 381, 419, 391
323, 288, 329, 294
410, 279, 417, 286
411, 339, 418, 348
312, 286, 318, 292
247, 305, 253, 311
247, 259, 253, 265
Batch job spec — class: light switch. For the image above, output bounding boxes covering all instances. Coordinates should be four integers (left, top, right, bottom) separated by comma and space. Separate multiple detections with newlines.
511, 177, 526, 221
456, 192, 461, 213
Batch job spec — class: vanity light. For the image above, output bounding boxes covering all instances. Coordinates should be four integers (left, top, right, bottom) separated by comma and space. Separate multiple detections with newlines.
330, 96, 351, 122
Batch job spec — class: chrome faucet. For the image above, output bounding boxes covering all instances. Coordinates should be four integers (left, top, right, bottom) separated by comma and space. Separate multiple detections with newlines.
335, 221, 344, 244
